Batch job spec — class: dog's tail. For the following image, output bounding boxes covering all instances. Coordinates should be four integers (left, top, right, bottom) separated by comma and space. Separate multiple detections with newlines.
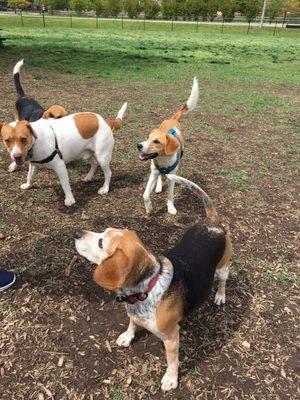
13, 59, 25, 97
105, 102, 127, 131
166, 174, 219, 224
171, 77, 199, 121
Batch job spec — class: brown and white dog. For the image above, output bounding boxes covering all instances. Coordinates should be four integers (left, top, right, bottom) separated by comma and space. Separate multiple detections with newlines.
0, 103, 127, 206
137, 78, 199, 215
74, 175, 232, 391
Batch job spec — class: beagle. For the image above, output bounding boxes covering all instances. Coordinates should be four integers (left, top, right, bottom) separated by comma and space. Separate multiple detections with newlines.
137, 77, 199, 215
74, 174, 232, 391
9, 59, 68, 173
0, 103, 127, 206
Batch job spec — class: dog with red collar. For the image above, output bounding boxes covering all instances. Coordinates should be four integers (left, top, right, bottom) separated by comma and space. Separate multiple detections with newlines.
74, 175, 232, 391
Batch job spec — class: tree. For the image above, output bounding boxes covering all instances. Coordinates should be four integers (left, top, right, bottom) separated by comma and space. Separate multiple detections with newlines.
243, 0, 262, 23
70, 0, 86, 15
7, 0, 31, 9
106, 0, 121, 16
207, 0, 219, 20
45, 0, 69, 12
219, 0, 237, 22
161, 0, 176, 19
124, 0, 142, 18
283, 0, 300, 12
185, 0, 202, 19
268, 0, 283, 23
142, 0, 160, 19
93, 0, 104, 16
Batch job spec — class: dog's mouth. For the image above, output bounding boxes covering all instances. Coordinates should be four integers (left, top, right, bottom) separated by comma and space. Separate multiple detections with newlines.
139, 152, 158, 161
13, 156, 25, 165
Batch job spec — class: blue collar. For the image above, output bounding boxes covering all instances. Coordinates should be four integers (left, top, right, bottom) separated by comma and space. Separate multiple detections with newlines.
156, 128, 184, 175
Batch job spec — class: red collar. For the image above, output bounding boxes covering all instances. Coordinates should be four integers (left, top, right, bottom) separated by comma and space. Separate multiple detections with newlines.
115, 266, 161, 305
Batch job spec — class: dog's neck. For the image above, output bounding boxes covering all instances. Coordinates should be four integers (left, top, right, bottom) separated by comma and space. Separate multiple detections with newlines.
155, 153, 178, 168
117, 256, 174, 321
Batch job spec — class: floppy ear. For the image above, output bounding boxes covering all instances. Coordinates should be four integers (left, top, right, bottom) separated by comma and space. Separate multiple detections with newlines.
165, 134, 180, 156
93, 249, 131, 290
0, 121, 5, 134
20, 120, 37, 138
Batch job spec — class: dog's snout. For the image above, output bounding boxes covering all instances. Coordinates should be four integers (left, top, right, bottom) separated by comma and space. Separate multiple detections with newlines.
74, 229, 84, 239
137, 143, 143, 151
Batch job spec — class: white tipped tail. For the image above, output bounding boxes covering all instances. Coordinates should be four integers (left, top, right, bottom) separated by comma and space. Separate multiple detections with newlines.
186, 77, 199, 113
105, 102, 127, 130
117, 102, 127, 120
166, 174, 218, 223
172, 77, 199, 121
13, 59, 24, 75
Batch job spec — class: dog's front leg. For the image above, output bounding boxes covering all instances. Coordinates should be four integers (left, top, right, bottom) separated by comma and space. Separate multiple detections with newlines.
143, 168, 159, 213
167, 174, 177, 215
161, 326, 180, 392
155, 174, 163, 193
52, 159, 75, 207
116, 318, 137, 347
20, 163, 37, 190
8, 161, 19, 173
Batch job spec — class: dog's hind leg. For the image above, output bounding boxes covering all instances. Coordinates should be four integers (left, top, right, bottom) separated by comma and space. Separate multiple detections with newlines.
214, 264, 229, 305
83, 156, 98, 182
97, 156, 112, 195
167, 176, 177, 215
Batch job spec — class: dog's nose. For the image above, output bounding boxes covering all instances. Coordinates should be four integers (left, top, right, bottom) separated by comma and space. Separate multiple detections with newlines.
74, 229, 84, 239
137, 143, 143, 151
13, 153, 23, 160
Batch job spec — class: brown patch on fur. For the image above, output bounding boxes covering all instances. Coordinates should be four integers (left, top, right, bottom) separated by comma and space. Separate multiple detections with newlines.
93, 229, 155, 291
105, 117, 122, 130
42, 105, 68, 119
159, 119, 181, 133
73, 113, 99, 139
216, 231, 232, 270
156, 287, 184, 335
171, 103, 188, 121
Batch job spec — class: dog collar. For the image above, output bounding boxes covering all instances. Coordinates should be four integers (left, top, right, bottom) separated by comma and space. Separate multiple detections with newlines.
30, 125, 63, 164
115, 264, 161, 305
155, 128, 184, 175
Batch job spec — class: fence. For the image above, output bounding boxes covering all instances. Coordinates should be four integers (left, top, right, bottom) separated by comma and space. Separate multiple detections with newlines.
1, 10, 300, 37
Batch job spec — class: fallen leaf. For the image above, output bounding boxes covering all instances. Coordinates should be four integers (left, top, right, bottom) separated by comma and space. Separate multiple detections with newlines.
105, 340, 112, 353
58, 356, 65, 367
242, 340, 251, 350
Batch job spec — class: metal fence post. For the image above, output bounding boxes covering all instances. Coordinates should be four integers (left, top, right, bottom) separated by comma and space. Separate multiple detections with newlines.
42, 11, 46, 28
20, 10, 24, 27
247, 22, 250, 34
273, 19, 277, 36
171, 18, 174, 31
70, 12, 72, 28
221, 19, 224, 33
96, 16, 98, 28
196, 17, 199, 32
143, 17, 146, 31
122, 14, 124, 29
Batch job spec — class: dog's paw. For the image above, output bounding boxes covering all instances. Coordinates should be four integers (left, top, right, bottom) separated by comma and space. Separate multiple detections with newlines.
161, 373, 178, 392
64, 197, 76, 207
8, 162, 18, 173
145, 203, 153, 214
214, 291, 226, 305
98, 186, 109, 195
20, 183, 31, 190
116, 331, 134, 347
167, 203, 177, 215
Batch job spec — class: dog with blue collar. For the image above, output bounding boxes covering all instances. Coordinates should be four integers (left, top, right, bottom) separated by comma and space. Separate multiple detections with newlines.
137, 77, 199, 215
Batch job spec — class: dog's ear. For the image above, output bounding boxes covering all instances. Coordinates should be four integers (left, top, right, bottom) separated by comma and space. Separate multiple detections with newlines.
165, 134, 180, 156
0, 121, 5, 134
43, 105, 68, 119
93, 248, 131, 291
19, 120, 37, 138
42, 110, 50, 119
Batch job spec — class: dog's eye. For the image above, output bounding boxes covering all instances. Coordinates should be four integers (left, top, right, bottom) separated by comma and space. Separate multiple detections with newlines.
20, 137, 27, 144
4, 138, 12, 144
153, 139, 160, 144
98, 238, 103, 248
